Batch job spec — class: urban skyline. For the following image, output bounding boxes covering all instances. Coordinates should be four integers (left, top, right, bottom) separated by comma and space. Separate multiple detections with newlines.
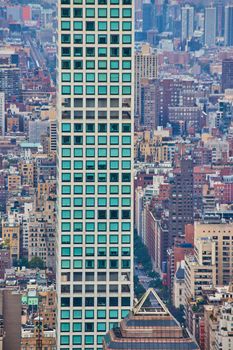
0, 0, 232, 349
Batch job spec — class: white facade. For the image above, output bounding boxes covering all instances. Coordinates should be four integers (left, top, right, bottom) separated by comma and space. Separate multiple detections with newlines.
57, 1, 134, 349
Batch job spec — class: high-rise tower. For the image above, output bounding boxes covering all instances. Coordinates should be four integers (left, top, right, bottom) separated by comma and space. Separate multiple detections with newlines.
204, 7, 216, 47
225, 5, 233, 46
57, 1, 134, 349
181, 5, 194, 42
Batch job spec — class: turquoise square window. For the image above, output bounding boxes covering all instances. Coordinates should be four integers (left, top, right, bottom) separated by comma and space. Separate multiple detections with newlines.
86, 34, 95, 43
73, 335, 82, 345
109, 310, 118, 319
122, 235, 130, 244
85, 310, 94, 319
98, 148, 107, 157
122, 73, 131, 82
61, 235, 71, 244
110, 148, 119, 157
122, 222, 131, 231
98, 21, 107, 31
122, 198, 131, 206
86, 86, 95, 95
122, 35, 132, 44
61, 247, 70, 256
97, 323, 106, 331
74, 210, 83, 219
86, 235, 95, 244
110, 198, 119, 206
122, 310, 129, 318
110, 161, 119, 169
98, 8, 107, 17
74, 222, 83, 232
74, 198, 83, 207
62, 222, 70, 232
73, 323, 82, 332
86, 136, 95, 144
98, 86, 107, 95
61, 323, 70, 332
122, 161, 131, 169
61, 310, 70, 319
98, 185, 107, 194
86, 222, 95, 232
74, 235, 83, 244
122, 185, 131, 194
61, 21, 70, 30
86, 198, 95, 207
73, 310, 82, 319
62, 86, 71, 95
74, 247, 82, 256
62, 185, 70, 194
86, 148, 95, 157
86, 73, 95, 82
122, 21, 132, 31
74, 73, 83, 82
122, 148, 131, 157
110, 235, 118, 244
98, 235, 106, 244
86, 8, 95, 17
60, 335, 70, 345
74, 86, 83, 95
122, 60, 131, 69
74, 161, 83, 170
110, 21, 119, 31
73, 260, 82, 269
74, 21, 83, 30
98, 223, 107, 232
74, 185, 83, 194
110, 186, 119, 194
110, 136, 119, 144
110, 86, 119, 95
110, 61, 119, 69
74, 148, 83, 157
97, 310, 106, 319
98, 198, 107, 207
123, 8, 132, 17
62, 148, 71, 157
85, 335, 94, 345
62, 73, 71, 82
61, 260, 70, 269
86, 210, 95, 219
122, 86, 131, 95
110, 222, 118, 231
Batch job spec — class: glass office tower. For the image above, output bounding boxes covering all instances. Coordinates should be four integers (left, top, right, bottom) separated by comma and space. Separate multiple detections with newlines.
56, 0, 134, 349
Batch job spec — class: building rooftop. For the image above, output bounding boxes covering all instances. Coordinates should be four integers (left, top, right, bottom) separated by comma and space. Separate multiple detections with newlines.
103, 289, 200, 349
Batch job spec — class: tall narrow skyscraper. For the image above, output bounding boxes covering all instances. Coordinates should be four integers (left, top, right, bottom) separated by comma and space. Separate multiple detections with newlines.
57, 1, 134, 349
225, 5, 233, 46
204, 7, 216, 47
181, 5, 194, 42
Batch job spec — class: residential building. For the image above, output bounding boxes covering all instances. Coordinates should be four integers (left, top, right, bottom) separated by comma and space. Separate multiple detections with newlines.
0, 65, 20, 102
222, 59, 233, 92
0, 289, 21, 350
56, 1, 134, 349
194, 221, 233, 285
2, 215, 20, 260
135, 43, 157, 123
